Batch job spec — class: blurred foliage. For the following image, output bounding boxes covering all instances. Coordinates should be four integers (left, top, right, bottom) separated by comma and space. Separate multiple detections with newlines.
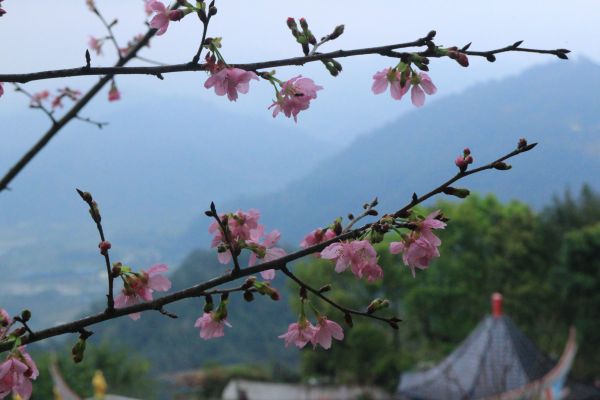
291, 186, 600, 387
32, 341, 156, 399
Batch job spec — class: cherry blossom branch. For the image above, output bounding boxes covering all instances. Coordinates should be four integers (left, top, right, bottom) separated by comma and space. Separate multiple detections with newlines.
0, 36, 569, 84
280, 265, 400, 328
75, 189, 115, 311
91, 5, 122, 60
191, 1, 214, 64
73, 115, 109, 129
0, 139, 535, 354
0, 25, 159, 193
12, 83, 57, 124
208, 202, 242, 273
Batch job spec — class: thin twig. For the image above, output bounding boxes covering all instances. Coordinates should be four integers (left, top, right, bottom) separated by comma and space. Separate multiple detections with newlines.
75, 189, 115, 312
0, 141, 536, 353
74, 115, 109, 129
11, 83, 57, 125
280, 266, 397, 324
92, 6, 122, 60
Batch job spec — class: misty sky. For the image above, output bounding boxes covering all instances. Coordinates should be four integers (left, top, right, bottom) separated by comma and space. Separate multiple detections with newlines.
1, 1, 599, 144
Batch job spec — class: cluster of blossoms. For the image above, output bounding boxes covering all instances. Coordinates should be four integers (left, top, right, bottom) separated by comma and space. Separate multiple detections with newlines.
321, 240, 384, 282
455, 147, 474, 172
389, 211, 447, 277
0, 308, 38, 400
113, 263, 172, 320
0, 346, 38, 400
208, 209, 285, 280
372, 64, 437, 107
279, 306, 344, 350
147, 0, 197, 36
269, 75, 323, 122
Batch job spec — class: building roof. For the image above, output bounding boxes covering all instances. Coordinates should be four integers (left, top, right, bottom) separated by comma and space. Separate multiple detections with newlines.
397, 294, 600, 400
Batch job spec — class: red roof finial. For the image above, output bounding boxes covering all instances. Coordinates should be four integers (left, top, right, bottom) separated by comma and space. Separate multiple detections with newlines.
492, 292, 503, 318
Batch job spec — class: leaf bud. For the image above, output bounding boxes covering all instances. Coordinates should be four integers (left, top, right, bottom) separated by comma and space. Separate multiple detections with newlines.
344, 313, 353, 328
493, 162, 512, 170
329, 24, 345, 40
20, 310, 31, 322
243, 291, 254, 302
443, 187, 471, 198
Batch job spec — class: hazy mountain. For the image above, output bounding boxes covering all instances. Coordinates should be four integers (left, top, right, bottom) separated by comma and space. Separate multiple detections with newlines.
185, 58, 600, 244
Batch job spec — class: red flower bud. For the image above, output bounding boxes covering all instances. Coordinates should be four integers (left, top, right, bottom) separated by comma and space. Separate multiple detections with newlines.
99, 240, 112, 255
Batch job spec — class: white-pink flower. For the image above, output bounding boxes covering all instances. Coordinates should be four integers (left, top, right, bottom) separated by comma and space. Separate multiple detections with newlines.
88, 36, 103, 56
194, 312, 232, 340
248, 227, 286, 280
0, 347, 39, 400
389, 210, 446, 277
312, 317, 344, 350
114, 264, 172, 320
148, 1, 170, 35
204, 68, 259, 101
410, 72, 437, 107
371, 67, 410, 100
278, 320, 317, 348
209, 209, 263, 265
321, 240, 383, 282
269, 76, 323, 122
29, 90, 50, 107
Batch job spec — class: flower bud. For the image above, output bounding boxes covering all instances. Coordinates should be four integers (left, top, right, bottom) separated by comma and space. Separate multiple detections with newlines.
299, 17, 308, 30
269, 288, 281, 301
111, 262, 122, 277
99, 240, 112, 255
286, 17, 297, 29
443, 187, 471, 198
208, 6, 217, 16
518, 138, 528, 150
318, 284, 332, 293
455, 156, 468, 172
243, 291, 254, 302
329, 24, 345, 40
493, 162, 512, 170
463, 148, 471, 156
20, 310, 31, 322
169, 9, 184, 21
344, 313, 354, 328
465, 155, 473, 164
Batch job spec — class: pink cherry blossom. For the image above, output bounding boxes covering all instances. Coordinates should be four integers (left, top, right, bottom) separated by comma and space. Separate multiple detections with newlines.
209, 209, 263, 265
278, 320, 317, 348
148, 1, 170, 35
410, 72, 437, 107
312, 317, 344, 350
371, 67, 410, 100
300, 228, 336, 250
0, 309, 11, 339
114, 264, 172, 320
88, 36, 103, 55
194, 312, 232, 340
204, 68, 259, 101
269, 76, 323, 122
29, 90, 50, 107
248, 227, 286, 280
0, 347, 39, 400
389, 210, 446, 277
321, 240, 383, 282
144, 0, 153, 16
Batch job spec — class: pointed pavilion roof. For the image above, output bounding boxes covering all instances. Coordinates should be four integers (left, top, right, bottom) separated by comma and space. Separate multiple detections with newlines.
397, 294, 600, 400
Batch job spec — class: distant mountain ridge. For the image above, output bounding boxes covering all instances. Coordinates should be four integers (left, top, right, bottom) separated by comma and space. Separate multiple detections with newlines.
184, 58, 600, 245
